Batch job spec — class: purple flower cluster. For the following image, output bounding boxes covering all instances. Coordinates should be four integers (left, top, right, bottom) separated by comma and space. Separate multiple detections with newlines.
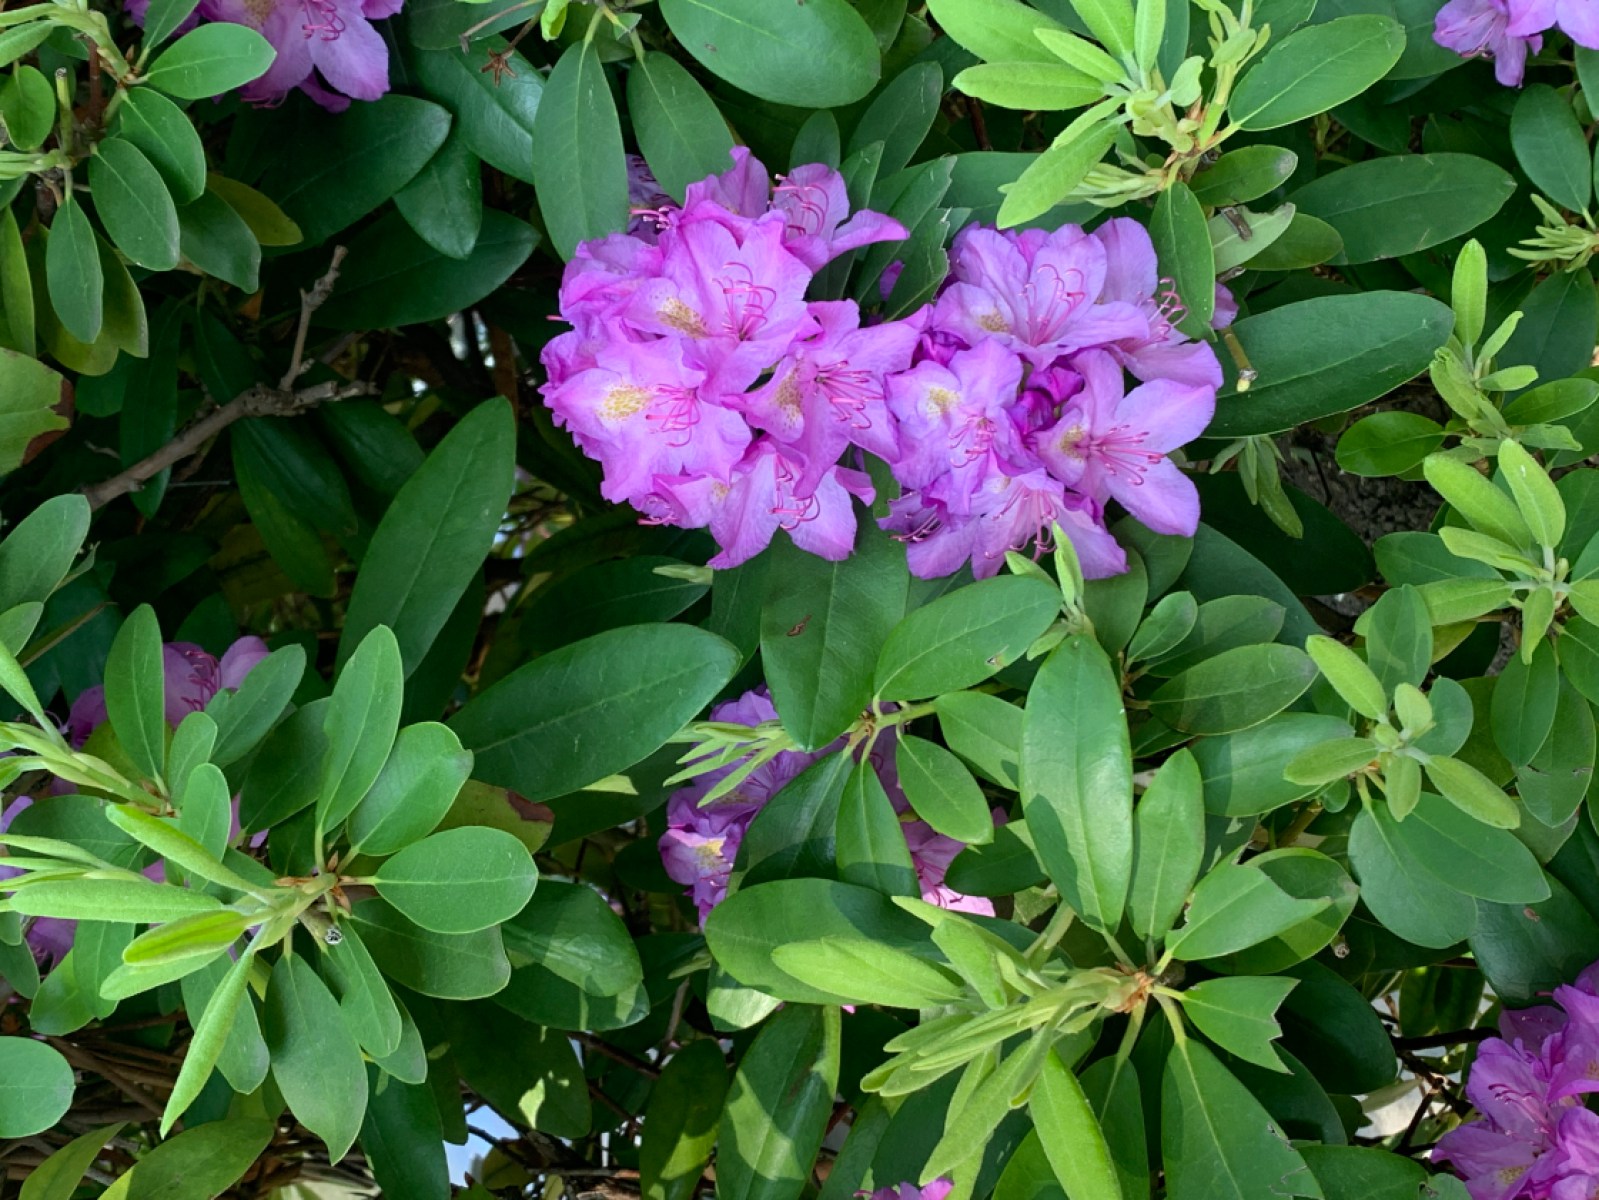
861, 1181, 953, 1200
1433, 963, 1599, 1199
657, 688, 998, 922
127, 0, 400, 111
542, 152, 1222, 581
0, 637, 268, 967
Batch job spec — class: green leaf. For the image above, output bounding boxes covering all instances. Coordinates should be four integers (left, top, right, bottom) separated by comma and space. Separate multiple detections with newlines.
717, 1005, 841, 1200
1498, 439, 1565, 549
318, 625, 404, 836
628, 51, 735, 202
1149, 644, 1318, 735
1387, 791, 1547, 903
876, 575, 1059, 700
394, 133, 483, 260
953, 60, 1103, 111
895, 736, 994, 845
19, 1122, 125, 1200
373, 826, 537, 934
142, 0, 201, 47
323, 923, 404, 1058
1161, 1041, 1317, 1200
704, 877, 937, 1004
1181, 976, 1296, 1071
1166, 864, 1329, 961
1511, 84, 1591, 213
122, 909, 249, 967
0, 1037, 73, 1137
1246, 211, 1343, 271
1335, 411, 1445, 477
10, 876, 225, 923
1471, 874, 1599, 1006
319, 209, 536, 329
928, 0, 1071, 63
207, 174, 302, 246
179, 952, 269, 1094
1151, 182, 1214, 335
1229, 15, 1403, 130
261, 95, 451, 244
836, 756, 918, 898
997, 122, 1117, 228
206, 644, 303, 768
1304, 635, 1386, 720
1029, 1049, 1124, 1200
1502, 271, 1599, 389
1348, 802, 1477, 947
761, 530, 908, 750
1424, 754, 1521, 828
98, 1120, 274, 1200
114, 88, 205, 205
1129, 748, 1205, 940
143, 23, 277, 98
45, 197, 102, 344
340, 399, 514, 674
1190, 146, 1299, 206
936, 691, 1022, 788
359, 1067, 449, 1200
529, 40, 627, 261
1, 65, 53, 154
451, 623, 738, 802
1207, 202, 1296, 274
1300, 1146, 1425, 1200
350, 896, 510, 1000
161, 948, 253, 1134
177, 188, 260, 291
1223, 849, 1358, 973
264, 952, 369, 1162
0, 206, 35, 357
103, 603, 165, 784
1128, 590, 1199, 664
1020, 633, 1133, 933
642, 1041, 729, 1200
1209, 292, 1454, 437
1290, 154, 1516, 264
772, 937, 964, 1008
659, 0, 880, 107
346, 722, 472, 856
409, 40, 540, 184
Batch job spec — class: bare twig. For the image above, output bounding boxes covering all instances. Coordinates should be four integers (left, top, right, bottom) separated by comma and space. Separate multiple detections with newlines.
280, 247, 348, 391
81, 248, 365, 512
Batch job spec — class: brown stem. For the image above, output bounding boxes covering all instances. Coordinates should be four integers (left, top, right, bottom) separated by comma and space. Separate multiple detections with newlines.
82, 248, 360, 511
575, 1032, 662, 1079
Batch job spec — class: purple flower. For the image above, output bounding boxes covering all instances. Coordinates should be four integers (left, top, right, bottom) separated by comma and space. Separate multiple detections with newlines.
66, 637, 270, 749
1505, 0, 1599, 50
543, 339, 751, 510
128, 0, 400, 111
1434, 963, 1599, 1199
1032, 348, 1214, 537
932, 225, 1149, 369
1093, 218, 1224, 391
651, 440, 876, 569
737, 300, 918, 497
1434, 0, 1542, 85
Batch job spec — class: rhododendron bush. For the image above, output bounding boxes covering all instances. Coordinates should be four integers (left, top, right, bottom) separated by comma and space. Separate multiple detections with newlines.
7, 0, 1599, 1197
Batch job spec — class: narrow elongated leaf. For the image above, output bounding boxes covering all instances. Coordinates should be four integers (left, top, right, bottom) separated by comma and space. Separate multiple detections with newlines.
529, 41, 627, 260
642, 1041, 729, 1200
339, 399, 515, 674
1129, 748, 1205, 940
835, 757, 917, 898
318, 626, 404, 836
1229, 16, 1404, 130
717, 1005, 841, 1200
1030, 1049, 1124, 1200
264, 953, 369, 1162
89, 139, 180, 271
161, 949, 254, 1134
1020, 634, 1133, 933
628, 52, 735, 202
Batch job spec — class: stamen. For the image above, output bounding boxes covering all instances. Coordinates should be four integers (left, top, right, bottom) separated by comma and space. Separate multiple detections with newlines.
300, 0, 344, 39
716, 262, 776, 340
